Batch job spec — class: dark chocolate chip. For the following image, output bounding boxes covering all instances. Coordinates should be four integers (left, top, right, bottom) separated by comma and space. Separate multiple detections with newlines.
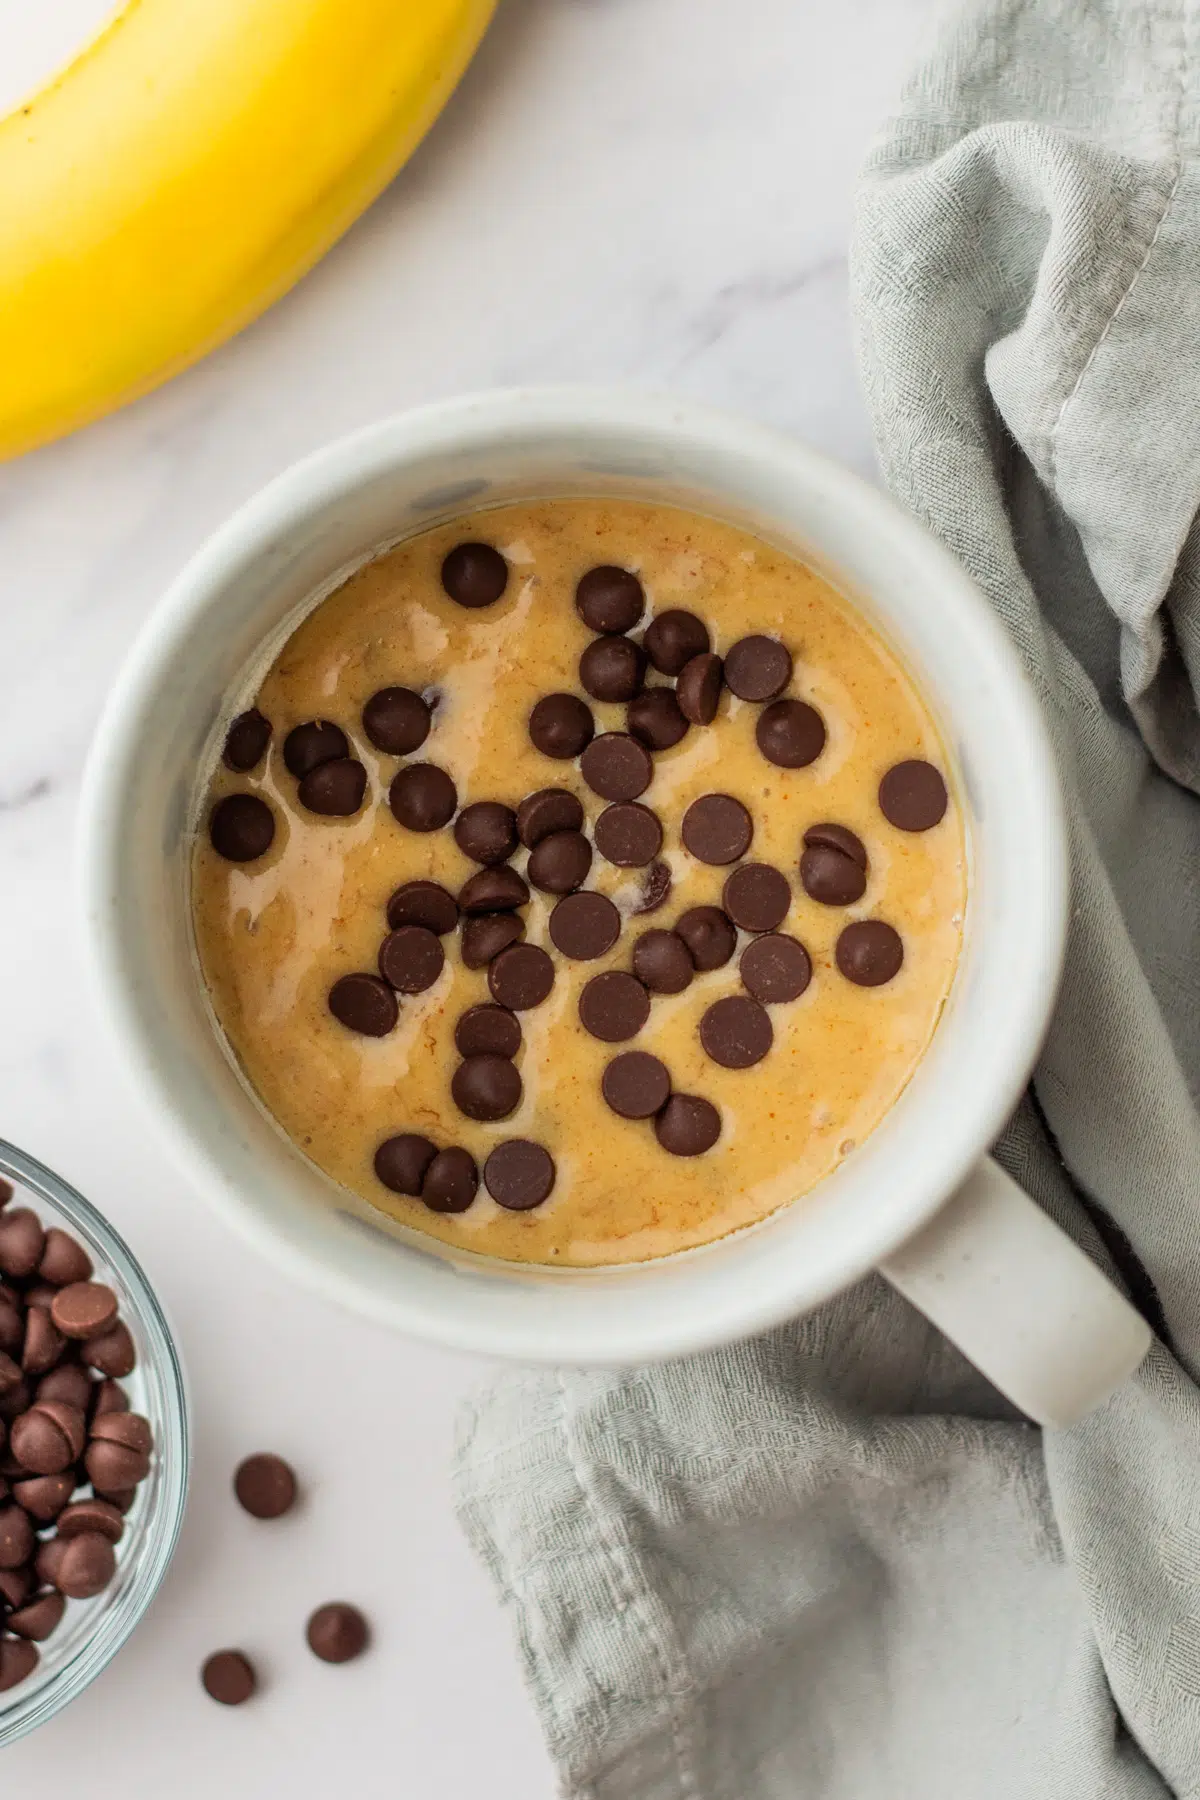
307, 1602, 369, 1663
0, 1639, 38, 1692
601, 1052, 671, 1120
578, 972, 650, 1042
800, 830, 867, 906
203, 1649, 257, 1705
389, 763, 457, 831
803, 822, 867, 866
374, 1134, 438, 1196
386, 880, 459, 935
699, 996, 773, 1069
879, 760, 949, 832
549, 892, 621, 961
575, 566, 645, 634
739, 933, 812, 1004
580, 733, 653, 802
626, 688, 688, 751
676, 652, 724, 724
49, 1282, 117, 1341
580, 636, 646, 703
458, 866, 529, 913
0, 1210, 42, 1280
328, 973, 398, 1037
378, 926, 445, 994
441, 542, 508, 608
0, 1504, 33, 1569
454, 801, 518, 866
484, 1141, 556, 1211
454, 1005, 521, 1060
643, 610, 709, 676
516, 788, 584, 849
527, 830, 592, 894
298, 757, 367, 816
233, 1453, 296, 1520
12, 1473, 74, 1523
488, 944, 555, 1011
675, 906, 737, 970
80, 1322, 136, 1378
421, 1148, 479, 1214
38, 1228, 92, 1287
594, 802, 662, 867
461, 914, 525, 969
632, 929, 693, 994
362, 687, 431, 756
55, 1499, 126, 1543
681, 794, 752, 864
283, 720, 349, 778
209, 794, 275, 862
8, 1592, 65, 1642
655, 1094, 721, 1156
451, 1056, 522, 1122
836, 921, 904, 987
632, 861, 673, 914
222, 708, 272, 772
529, 693, 594, 760
756, 699, 826, 769
724, 635, 793, 701
722, 863, 791, 933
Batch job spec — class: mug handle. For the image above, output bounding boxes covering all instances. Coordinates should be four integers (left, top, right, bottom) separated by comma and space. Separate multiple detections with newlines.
879, 1157, 1152, 1428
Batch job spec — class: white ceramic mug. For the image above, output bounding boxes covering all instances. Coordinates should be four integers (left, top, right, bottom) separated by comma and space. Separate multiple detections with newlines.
79, 388, 1151, 1427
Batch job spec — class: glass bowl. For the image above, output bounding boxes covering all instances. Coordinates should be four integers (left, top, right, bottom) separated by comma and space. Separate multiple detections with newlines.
0, 1140, 188, 1747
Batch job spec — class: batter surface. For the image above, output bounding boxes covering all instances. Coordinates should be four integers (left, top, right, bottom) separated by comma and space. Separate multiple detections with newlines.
192, 498, 965, 1265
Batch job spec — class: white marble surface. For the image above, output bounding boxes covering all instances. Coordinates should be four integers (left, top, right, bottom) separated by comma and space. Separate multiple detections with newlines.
0, 0, 936, 1791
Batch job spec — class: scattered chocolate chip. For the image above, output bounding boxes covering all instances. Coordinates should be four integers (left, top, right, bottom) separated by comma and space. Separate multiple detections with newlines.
576, 566, 645, 634
38, 1228, 93, 1287
484, 1141, 556, 1210
454, 1005, 522, 1060
203, 1649, 257, 1705
12, 1473, 74, 1523
386, 880, 459, 935
739, 933, 812, 1004
580, 733, 653, 802
50, 1282, 118, 1341
328, 973, 398, 1037
374, 1134, 438, 1196
307, 1602, 369, 1663
362, 687, 431, 755
549, 892, 621, 961
298, 757, 367, 817
209, 793, 275, 862
441, 542, 508, 608
421, 1148, 479, 1214
80, 1322, 136, 1379
632, 929, 693, 994
22, 1306, 64, 1375
0, 1211, 42, 1281
632, 861, 673, 914
675, 906, 737, 971
527, 830, 592, 894
454, 801, 518, 866
8, 1592, 64, 1642
879, 760, 949, 831
55, 1498, 126, 1542
234, 1453, 297, 1520
756, 698, 826, 768
602, 1052, 671, 1120
655, 1094, 721, 1156
681, 794, 752, 865
700, 996, 773, 1069
676, 652, 724, 724
594, 801, 663, 867
459, 866, 529, 913
452, 1056, 522, 1122
529, 694, 594, 760
644, 610, 709, 676
0, 1504, 33, 1569
722, 863, 791, 933
488, 944, 555, 1011
36, 1366, 90, 1409
724, 635, 793, 701
0, 1639, 38, 1692
800, 825, 868, 906
10, 1402, 83, 1474
626, 688, 689, 751
580, 636, 647, 703
578, 972, 651, 1042
836, 921, 904, 987
378, 926, 445, 994
461, 914, 525, 969
223, 709, 272, 772
389, 763, 457, 831
516, 788, 584, 849
284, 721, 349, 779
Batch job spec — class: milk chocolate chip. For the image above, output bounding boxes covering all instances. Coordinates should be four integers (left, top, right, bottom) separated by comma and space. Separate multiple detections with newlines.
386, 880, 459, 935
484, 1141, 556, 1210
389, 764, 457, 832
575, 566, 645, 634
836, 921, 904, 987
580, 636, 646, 703
739, 933, 812, 1004
234, 1453, 297, 1520
681, 794, 752, 865
328, 973, 398, 1037
602, 1052, 671, 1120
516, 788, 584, 848
38, 1229, 92, 1287
454, 802, 518, 866
362, 687, 431, 755
222, 709, 272, 772
643, 610, 709, 676
307, 1602, 369, 1663
878, 760, 948, 831
529, 694, 594, 760
50, 1282, 118, 1340
283, 721, 348, 778
578, 972, 651, 1042
209, 794, 275, 863
655, 1094, 721, 1156
724, 635, 792, 702
580, 733, 653, 802
441, 542, 508, 608
594, 802, 662, 867
374, 1134, 438, 1196
549, 892, 621, 961
699, 996, 773, 1069
203, 1650, 257, 1705
0, 1640, 38, 1692
756, 699, 826, 769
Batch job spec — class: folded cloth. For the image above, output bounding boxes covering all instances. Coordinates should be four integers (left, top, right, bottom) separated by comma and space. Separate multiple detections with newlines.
455, 4, 1200, 1793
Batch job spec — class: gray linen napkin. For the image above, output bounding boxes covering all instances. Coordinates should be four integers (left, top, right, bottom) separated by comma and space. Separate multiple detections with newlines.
455, 4, 1200, 1793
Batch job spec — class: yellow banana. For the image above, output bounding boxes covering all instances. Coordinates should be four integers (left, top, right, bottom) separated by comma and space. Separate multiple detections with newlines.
0, 0, 496, 460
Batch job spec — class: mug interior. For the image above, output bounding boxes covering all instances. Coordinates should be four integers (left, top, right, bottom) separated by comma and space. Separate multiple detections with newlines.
80, 390, 1066, 1361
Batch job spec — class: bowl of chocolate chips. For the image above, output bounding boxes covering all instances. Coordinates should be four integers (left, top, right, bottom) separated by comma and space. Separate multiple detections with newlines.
0, 1140, 187, 1745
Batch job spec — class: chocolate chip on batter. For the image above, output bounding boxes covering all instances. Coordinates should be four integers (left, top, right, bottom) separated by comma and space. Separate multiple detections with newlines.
451, 1055, 522, 1122
739, 933, 812, 1004
676, 652, 724, 724
632, 861, 673, 914
454, 801, 519, 866
222, 708, 272, 772
374, 1133, 438, 1196
422, 1147, 479, 1213
454, 1004, 522, 1059
529, 694, 594, 760
601, 1052, 671, 1120
283, 720, 348, 779
580, 636, 647, 703
578, 971, 651, 1042
362, 687, 431, 756
626, 688, 688, 751
575, 566, 645, 635
378, 926, 445, 994
804, 822, 867, 865
836, 921, 904, 987
488, 944, 555, 1011
441, 542, 508, 608
298, 757, 367, 816
700, 995, 773, 1069
756, 699, 826, 769
516, 788, 584, 849
722, 863, 791, 933
203, 1650, 257, 1706
484, 1141, 556, 1210
461, 914, 525, 969
675, 906, 737, 970
527, 830, 592, 894
800, 824, 868, 906
328, 974, 398, 1037
681, 794, 752, 865
643, 610, 710, 676
458, 866, 530, 913
386, 880, 459, 935
878, 760, 948, 832
594, 802, 662, 867
655, 1094, 721, 1157
209, 794, 275, 863
389, 763, 457, 831
724, 635, 793, 702
632, 929, 693, 994
549, 892, 621, 960
580, 733, 653, 802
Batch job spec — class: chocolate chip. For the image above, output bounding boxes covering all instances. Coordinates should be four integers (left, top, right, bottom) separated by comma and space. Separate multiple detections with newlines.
836, 921, 904, 987
0, 1567, 31, 1611
12, 1473, 74, 1522
386, 880, 459, 935
298, 757, 367, 816
484, 1141, 556, 1210
461, 914, 525, 969
458, 866, 529, 913
234, 1453, 297, 1520
488, 944, 555, 1011
374, 1134, 437, 1196
284, 721, 349, 778
724, 635, 792, 701
22, 1306, 64, 1375
756, 698, 826, 768
549, 892, 621, 961
80, 1322, 136, 1378
50, 1282, 118, 1341
36, 1365, 90, 1409
0, 1302, 21, 1355
800, 825, 868, 906
675, 906, 737, 970
529, 693, 594, 759
0, 1378, 30, 1424
580, 636, 646, 703
10, 1402, 83, 1474
307, 1601, 369, 1663
0, 1504, 33, 1569
0, 1639, 38, 1692
454, 801, 518, 865
643, 610, 709, 675
655, 1094, 721, 1156
38, 1228, 92, 1287
90, 1409, 152, 1453
681, 794, 752, 864
576, 566, 645, 634
56, 1498, 126, 1542
527, 830, 592, 894
441, 542, 508, 608
328, 973, 398, 1037
594, 802, 662, 867
633, 861, 673, 913
209, 793, 275, 862
879, 760, 948, 831
581, 733, 653, 801
626, 688, 688, 751
8, 1592, 64, 1642
0, 1210, 42, 1280
676, 652, 724, 724
803, 822, 867, 865
33, 1538, 68, 1590
223, 708, 272, 772
389, 763, 457, 831
378, 926, 445, 994
362, 687, 431, 755
516, 788, 584, 848
421, 1148, 479, 1213
203, 1649, 257, 1705
0, 1181, 11, 1209
0, 1351, 20, 1395
452, 1055, 522, 1122
452, 1007, 519, 1063
92, 1379, 128, 1418
602, 1052, 671, 1120
700, 996, 773, 1069
740, 933, 812, 1003
722, 863, 791, 933
85, 1434, 149, 1493
56, 1532, 116, 1599
632, 929, 693, 994
578, 972, 650, 1042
